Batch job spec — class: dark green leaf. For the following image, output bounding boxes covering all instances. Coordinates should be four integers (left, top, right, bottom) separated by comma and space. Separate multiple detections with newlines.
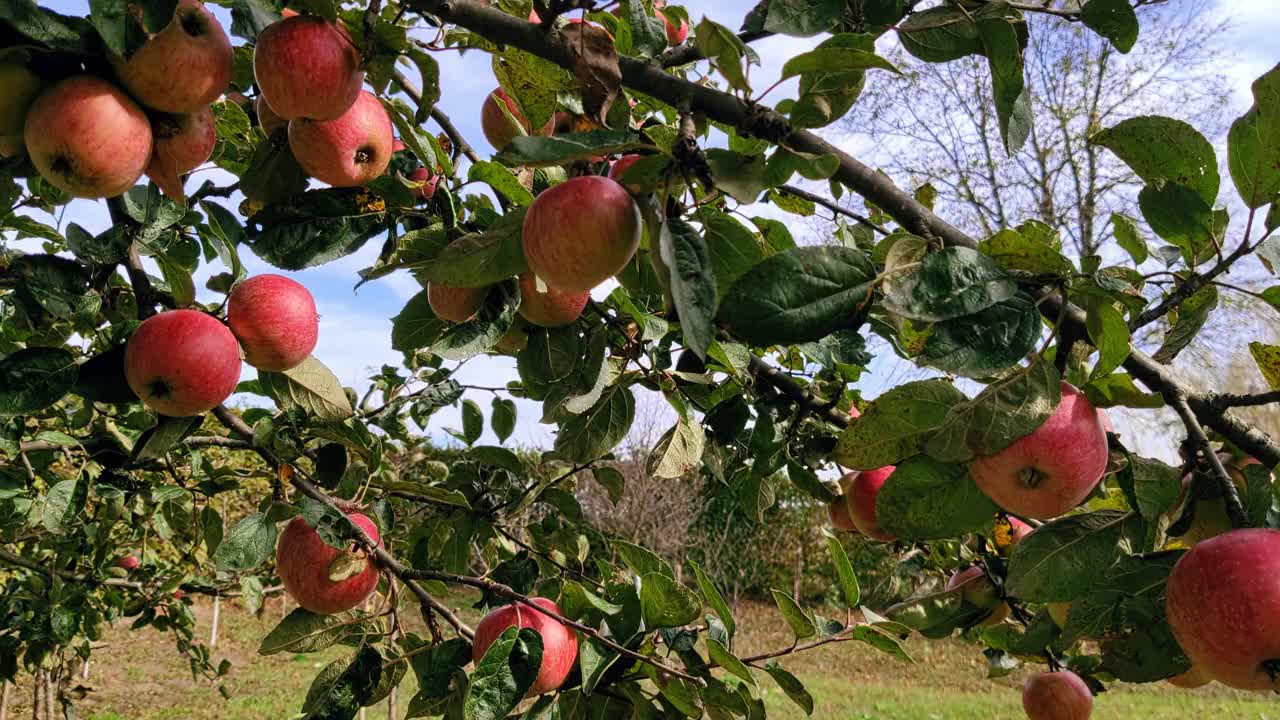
553, 383, 634, 463
1227, 64, 1280, 208
493, 131, 645, 167
1006, 510, 1144, 601
259, 609, 364, 655
1080, 0, 1139, 53
780, 45, 899, 79
898, 6, 982, 63
763, 0, 845, 36
1152, 285, 1217, 364
213, 512, 276, 572
977, 17, 1031, 153
0, 347, 78, 416
919, 292, 1041, 378
877, 455, 998, 540
423, 210, 527, 288
660, 217, 717, 359
926, 362, 1061, 463
391, 289, 446, 353
689, 561, 735, 640
1085, 299, 1131, 379
1137, 183, 1225, 267
764, 661, 813, 716
248, 189, 385, 270
1091, 116, 1219, 204
834, 379, 966, 470
824, 531, 860, 608
1111, 213, 1148, 265
467, 161, 535, 207
770, 590, 816, 641
464, 627, 542, 720
300, 644, 382, 720
882, 247, 1017, 322
640, 572, 702, 628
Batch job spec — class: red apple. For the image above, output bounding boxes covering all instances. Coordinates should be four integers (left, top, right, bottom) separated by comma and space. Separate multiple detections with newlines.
110, 0, 232, 113
254, 14, 364, 121
1099, 409, 1114, 434
828, 471, 858, 532
609, 153, 647, 192
969, 383, 1107, 519
391, 138, 407, 153
288, 90, 392, 187
517, 272, 588, 328
172, 589, 187, 600
1022, 671, 1092, 720
1166, 528, 1280, 690
480, 87, 553, 150
946, 565, 1010, 626
255, 95, 286, 135
652, 1, 689, 46
408, 167, 438, 201
1168, 665, 1212, 689
24, 75, 153, 199
226, 274, 318, 371
117, 555, 141, 570
0, 62, 43, 158
848, 465, 896, 542
276, 512, 382, 615
522, 175, 642, 293
473, 598, 578, 695
427, 282, 487, 323
147, 106, 216, 203
124, 310, 241, 417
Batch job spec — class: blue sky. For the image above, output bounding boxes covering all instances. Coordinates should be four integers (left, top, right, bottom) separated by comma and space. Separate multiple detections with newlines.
11, 0, 1280, 456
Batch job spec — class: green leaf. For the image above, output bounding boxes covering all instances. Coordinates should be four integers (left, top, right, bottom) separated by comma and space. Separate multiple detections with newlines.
1137, 183, 1225, 267
8, 254, 90, 320
1117, 454, 1182, 523
247, 188, 385, 270
659, 217, 717, 359
491, 397, 516, 443
493, 131, 645, 167
824, 531, 860, 608
707, 638, 754, 685
882, 246, 1017, 322
789, 33, 870, 129
239, 133, 310, 206
422, 210, 528, 288
553, 384, 635, 463
593, 465, 625, 505
898, 6, 982, 63
391, 289, 446, 353
718, 246, 876, 346
259, 356, 355, 421
1080, 0, 1139, 52
926, 362, 1061, 463
689, 561, 736, 640
301, 644, 382, 720
0, 0, 96, 53
640, 572, 702, 629
849, 625, 913, 662
620, 0, 667, 57
461, 399, 483, 446
66, 223, 129, 265
259, 609, 364, 655
40, 477, 86, 531
979, 229, 1073, 276
977, 16, 1031, 153
614, 539, 675, 578
918, 293, 1041, 378
705, 149, 769, 203
834, 379, 966, 470
764, 661, 814, 716
1152, 285, 1217, 364
1227, 64, 1280, 208
517, 326, 581, 396
1085, 299, 1131, 379
694, 19, 750, 92
213, 512, 277, 572
645, 416, 705, 479
698, 208, 793, 299
1111, 213, 1148, 265
780, 46, 899, 79
406, 637, 471, 715
0, 347, 78, 416
1091, 116, 1219, 204
464, 627, 542, 720
1006, 510, 1144, 602
877, 455, 998, 540
467, 161, 535, 206
770, 590, 816, 641
132, 415, 202, 463
763, 0, 844, 36
431, 280, 520, 361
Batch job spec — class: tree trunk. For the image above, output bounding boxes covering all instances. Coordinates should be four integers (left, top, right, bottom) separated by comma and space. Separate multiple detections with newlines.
31, 672, 42, 720
387, 686, 398, 720
0, 680, 9, 720
43, 674, 52, 720
209, 595, 221, 647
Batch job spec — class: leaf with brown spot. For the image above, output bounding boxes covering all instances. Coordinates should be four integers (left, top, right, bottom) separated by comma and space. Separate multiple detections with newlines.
559, 23, 621, 125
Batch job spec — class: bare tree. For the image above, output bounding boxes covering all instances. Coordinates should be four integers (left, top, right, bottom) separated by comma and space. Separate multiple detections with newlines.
840, 0, 1230, 257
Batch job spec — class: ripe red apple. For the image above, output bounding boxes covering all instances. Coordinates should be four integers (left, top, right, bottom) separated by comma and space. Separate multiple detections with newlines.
276, 512, 382, 615
517, 272, 588, 328
828, 471, 858, 532
427, 282, 487, 323
24, 75, 153, 198
1166, 528, 1280, 690
0, 62, 43, 158
147, 106, 216, 203
172, 589, 187, 600
609, 153, 647, 192
522, 175, 642, 293
1022, 671, 1092, 720
946, 565, 1010, 626
117, 555, 141, 570
110, 0, 232, 113
473, 598, 579, 695
1168, 665, 1212, 689
480, 87, 553, 150
255, 95, 286, 135
226, 274, 318, 371
289, 90, 393, 187
652, 1, 689, 45
408, 167, 438, 201
254, 14, 364, 121
848, 465, 896, 542
391, 138, 407, 153
124, 310, 241, 417
969, 383, 1107, 519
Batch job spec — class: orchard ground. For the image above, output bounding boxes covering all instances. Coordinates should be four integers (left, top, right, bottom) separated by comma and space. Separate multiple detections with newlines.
5, 594, 1272, 720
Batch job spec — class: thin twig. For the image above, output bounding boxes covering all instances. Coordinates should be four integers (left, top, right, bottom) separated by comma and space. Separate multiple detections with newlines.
1209, 390, 1280, 409
778, 184, 889, 236
1169, 393, 1249, 529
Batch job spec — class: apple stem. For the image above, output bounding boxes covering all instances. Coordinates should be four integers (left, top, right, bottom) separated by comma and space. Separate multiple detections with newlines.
1171, 395, 1250, 530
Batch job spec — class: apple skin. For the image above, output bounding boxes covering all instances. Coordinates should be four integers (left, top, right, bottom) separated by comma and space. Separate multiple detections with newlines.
117, 555, 141, 571
480, 87, 554, 150
652, 1, 689, 45
0, 62, 43, 158
147, 106, 216, 203
946, 565, 1010, 626
848, 465, 896, 542
124, 310, 241, 417
1167, 664, 1212, 689
408, 167, 438, 201
517, 272, 589, 328
1022, 671, 1092, 720
288, 90, 393, 187
609, 154, 646, 192
473, 598, 579, 696
276, 512, 382, 615
969, 383, 1108, 519
255, 95, 286, 135
828, 471, 859, 532
254, 14, 364, 121
1166, 528, 1280, 690
428, 283, 487, 323
110, 0, 232, 113
522, 175, 642, 293
226, 274, 318, 371
25, 75, 153, 199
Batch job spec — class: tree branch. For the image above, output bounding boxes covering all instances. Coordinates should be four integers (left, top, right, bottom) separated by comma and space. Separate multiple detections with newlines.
1132, 224, 1259, 329
0, 547, 283, 598
1208, 390, 1280, 409
391, 68, 482, 166
777, 185, 889, 236
747, 354, 850, 429
18, 435, 250, 454
1169, 393, 1248, 529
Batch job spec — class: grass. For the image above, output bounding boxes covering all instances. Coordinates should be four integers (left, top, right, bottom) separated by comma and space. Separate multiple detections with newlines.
3, 594, 1274, 719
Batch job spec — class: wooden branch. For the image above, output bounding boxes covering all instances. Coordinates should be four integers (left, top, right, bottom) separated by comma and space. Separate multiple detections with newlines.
746, 354, 851, 429
1208, 390, 1280, 409
1169, 393, 1249, 529
777, 184, 889, 236
19, 435, 250, 454
0, 547, 283, 598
